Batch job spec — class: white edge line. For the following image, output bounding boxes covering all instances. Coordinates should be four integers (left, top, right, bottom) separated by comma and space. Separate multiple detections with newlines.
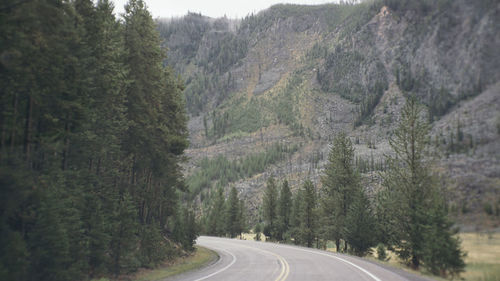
281, 246, 382, 281
192, 247, 237, 281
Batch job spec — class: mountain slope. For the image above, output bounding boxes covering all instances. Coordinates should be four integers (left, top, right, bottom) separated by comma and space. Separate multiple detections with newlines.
158, 0, 500, 228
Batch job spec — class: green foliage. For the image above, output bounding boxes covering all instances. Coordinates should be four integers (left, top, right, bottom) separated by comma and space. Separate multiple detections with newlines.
277, 180, 293, 241
381, 0, 453, 16
319, 132, 360, 253
354, 81, 387, 127
272, 73, 305, 135
240, 2, 379, 36
225, 186, 242, 238
344, 188, 376, 256
484, 202, 494, 216
139, 222, 169, 268
110, 192, 140, 275
317, 46, 388, 125
290, 188, 304, 245
204, 187, 226, 236
376, 244, 389, 261
286, 180, 319, 247
187, 143, 298, 197
263, 177, 279, 240
172, 206, 198, 251
0, 0, 193, 279
298, 180, 317, 248
355, 155, 387, 173
379, 97, 465, 276
199, 186, 246, 238
421, 201, 466, 277
29, 187, 72, 281
157, 15, 247, 115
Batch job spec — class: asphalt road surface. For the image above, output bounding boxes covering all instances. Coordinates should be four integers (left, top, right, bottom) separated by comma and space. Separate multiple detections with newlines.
165, 236, 433, 281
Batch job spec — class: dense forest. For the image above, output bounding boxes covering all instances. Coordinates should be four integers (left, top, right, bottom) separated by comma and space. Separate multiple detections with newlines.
0, 0, 196, 280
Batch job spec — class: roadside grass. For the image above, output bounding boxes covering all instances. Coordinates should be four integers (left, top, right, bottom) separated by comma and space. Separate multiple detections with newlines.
460, 232, 500, 281
367, 232, 500, 281
89, 246, 217, 281
133, 246, 217, 281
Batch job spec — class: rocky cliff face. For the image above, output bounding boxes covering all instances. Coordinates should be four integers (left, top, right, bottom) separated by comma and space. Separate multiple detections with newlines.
158, 0, 500, 229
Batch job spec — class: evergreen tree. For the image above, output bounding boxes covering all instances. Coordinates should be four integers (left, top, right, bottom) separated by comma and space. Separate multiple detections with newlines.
344, 188, 376, 256
182, 207, 198, 251
206, 187, 226, 236
85, 198, 110, 276
238, 199, 247, 237
320, 132, 359, 252
277, 179, 292, 241
28, 188, 71, 281
173, 206, 198, 251
225, 186, 241, 238
262, 177, 279, 240
421, 190, 466, 277
299, 180, 317, 248
380, 97, 465, 275
290, 188, 304, 245
109, 192, 139, 275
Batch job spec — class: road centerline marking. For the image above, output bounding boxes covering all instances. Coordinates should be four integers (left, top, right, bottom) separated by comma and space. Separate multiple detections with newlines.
207, 239, 290, 281
279, 245, 381, 281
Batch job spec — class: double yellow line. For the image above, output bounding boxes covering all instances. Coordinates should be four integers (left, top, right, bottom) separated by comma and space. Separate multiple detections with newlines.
272, 251, 290, 281
234, 243, 290, 281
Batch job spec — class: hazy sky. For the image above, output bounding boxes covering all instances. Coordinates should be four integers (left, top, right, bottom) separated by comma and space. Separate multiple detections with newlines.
111, 0, 337, 19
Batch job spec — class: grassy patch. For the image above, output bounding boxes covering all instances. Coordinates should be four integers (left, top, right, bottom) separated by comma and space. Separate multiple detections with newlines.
365, 232, 500, 280
133, 246, 217, 281
460, 232, 500, 281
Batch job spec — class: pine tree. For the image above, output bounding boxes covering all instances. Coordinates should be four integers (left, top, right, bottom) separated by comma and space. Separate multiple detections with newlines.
299, 180, 317, 248
182, 207, 198, 251
380, 97, 465, 275
320, 132, 359, 252
206, 187, 226, 236
29, 188, 71, 281
290, 188, 304, 245
262, 177, 279, 240
238, 199, 247, 237
421, 190, 465, 277
225, 186, 241, 238
139, 221, 168, 268
109, 192, 139, 275
344, 188, 375, 256
85, 198, 110, 276
277, 179, 292, 241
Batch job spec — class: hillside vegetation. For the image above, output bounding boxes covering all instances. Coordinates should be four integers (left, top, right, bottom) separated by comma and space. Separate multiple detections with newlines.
158, 0, 500, 228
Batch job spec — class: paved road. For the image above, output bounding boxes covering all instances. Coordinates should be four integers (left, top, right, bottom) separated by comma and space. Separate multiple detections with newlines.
165, 236, 433, 281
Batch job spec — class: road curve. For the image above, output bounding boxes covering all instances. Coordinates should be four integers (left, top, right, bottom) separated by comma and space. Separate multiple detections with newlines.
164, 236, 433, 281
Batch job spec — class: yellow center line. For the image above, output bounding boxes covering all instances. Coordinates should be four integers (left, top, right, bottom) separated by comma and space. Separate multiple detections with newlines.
273, 251, 289, 281
204, 239, 290, 281
227, 242, 290, 281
